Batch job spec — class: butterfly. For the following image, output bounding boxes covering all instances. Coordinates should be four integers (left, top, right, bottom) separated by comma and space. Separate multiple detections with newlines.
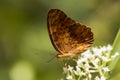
47, 9, 94, 58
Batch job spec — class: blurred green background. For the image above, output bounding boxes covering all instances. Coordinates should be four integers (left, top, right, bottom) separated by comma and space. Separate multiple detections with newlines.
0, 0, 120, 80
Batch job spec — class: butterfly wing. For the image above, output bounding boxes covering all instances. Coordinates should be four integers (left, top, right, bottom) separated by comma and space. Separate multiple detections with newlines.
47, 9, 75, 53
47, 9, 93, 58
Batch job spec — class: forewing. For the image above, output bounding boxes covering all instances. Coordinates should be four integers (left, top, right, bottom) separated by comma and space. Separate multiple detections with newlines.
47, 9, 75, 54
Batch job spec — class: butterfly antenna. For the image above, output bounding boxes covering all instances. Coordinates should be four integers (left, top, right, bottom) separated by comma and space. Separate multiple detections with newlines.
47, 55, 56, 63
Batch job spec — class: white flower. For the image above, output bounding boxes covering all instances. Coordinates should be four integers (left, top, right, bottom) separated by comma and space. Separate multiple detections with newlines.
106, 45, 112, 51
66, 75, 72, 80
95, 76, 106, 80
101, 56, 108, 62
73, 66, 81, 75
68, 65, 73, 72
95, 76, 100, 80
95, 76, 102, 80
111, 52, 119, 59
88, 73, 92, 79
102, 67, 110, 72
61, 45, 119, 80
82, 50, 92, 59
100, 76, 106, 80
94, 58, 99, 64
63, 67, 68, 73
100, 46, 107, 52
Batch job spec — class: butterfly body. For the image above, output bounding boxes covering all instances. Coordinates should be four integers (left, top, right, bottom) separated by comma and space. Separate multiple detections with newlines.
47, 9, 94, 58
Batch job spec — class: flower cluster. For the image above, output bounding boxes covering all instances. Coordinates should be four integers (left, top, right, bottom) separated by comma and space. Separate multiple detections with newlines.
62, 45, 119, 80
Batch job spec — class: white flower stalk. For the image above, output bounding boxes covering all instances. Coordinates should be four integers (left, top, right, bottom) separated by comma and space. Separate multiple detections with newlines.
62, 45, 119, 80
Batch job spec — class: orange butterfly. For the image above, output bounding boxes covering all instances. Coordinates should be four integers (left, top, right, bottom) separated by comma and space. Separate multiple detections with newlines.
47, 9, 94, 58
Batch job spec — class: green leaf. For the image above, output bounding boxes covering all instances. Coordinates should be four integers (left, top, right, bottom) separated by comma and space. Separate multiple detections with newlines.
109, 28, 120, 70
105, 28, 120, 80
